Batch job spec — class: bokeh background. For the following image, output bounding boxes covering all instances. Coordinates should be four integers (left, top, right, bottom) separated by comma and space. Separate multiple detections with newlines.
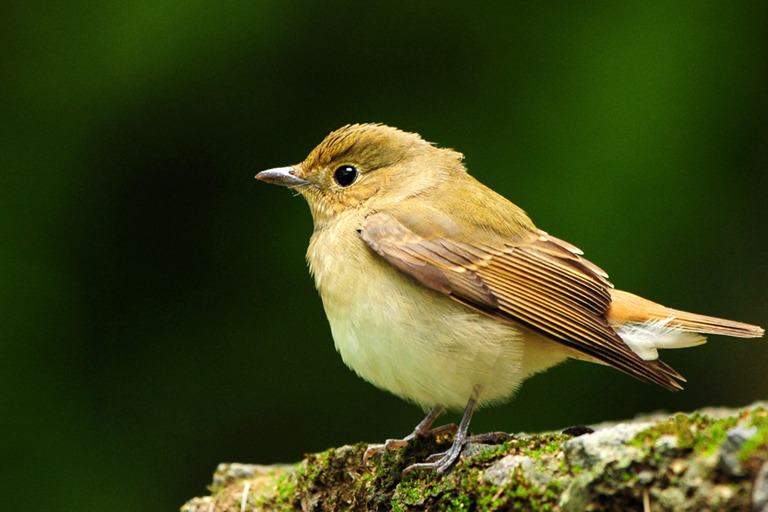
2, 2, 767, 511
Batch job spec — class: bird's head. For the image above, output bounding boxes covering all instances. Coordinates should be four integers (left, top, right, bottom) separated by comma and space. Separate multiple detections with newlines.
256, 124, 465, 226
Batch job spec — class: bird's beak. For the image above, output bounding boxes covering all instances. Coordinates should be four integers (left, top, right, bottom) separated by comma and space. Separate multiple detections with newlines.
255, 166, 310, 187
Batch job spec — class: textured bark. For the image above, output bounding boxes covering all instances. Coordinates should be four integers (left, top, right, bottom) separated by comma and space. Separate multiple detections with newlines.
182, 402, 768, 511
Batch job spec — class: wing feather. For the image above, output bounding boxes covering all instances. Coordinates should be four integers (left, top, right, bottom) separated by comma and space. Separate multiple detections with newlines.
361, 212, 683, 390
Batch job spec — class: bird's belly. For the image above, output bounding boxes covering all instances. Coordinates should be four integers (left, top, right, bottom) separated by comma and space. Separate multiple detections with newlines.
322, 268, 536, 410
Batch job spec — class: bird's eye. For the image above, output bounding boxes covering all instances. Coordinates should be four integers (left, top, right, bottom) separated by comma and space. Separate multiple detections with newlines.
333, 165, 359, 187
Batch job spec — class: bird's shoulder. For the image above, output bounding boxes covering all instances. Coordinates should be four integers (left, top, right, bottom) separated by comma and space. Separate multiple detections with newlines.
369, 174, 537, 246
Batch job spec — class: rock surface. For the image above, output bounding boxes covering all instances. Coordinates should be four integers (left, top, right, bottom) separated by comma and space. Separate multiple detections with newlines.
182, 401, 768, 511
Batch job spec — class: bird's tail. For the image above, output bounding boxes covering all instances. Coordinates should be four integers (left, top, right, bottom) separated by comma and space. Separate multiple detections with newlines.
607, 289, 764, 362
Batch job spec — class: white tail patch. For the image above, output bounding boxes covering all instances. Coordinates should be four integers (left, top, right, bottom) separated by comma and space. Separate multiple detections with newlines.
616, 317, 707, 361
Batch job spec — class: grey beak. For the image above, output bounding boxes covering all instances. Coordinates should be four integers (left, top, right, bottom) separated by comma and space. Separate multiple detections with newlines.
255, 166, 310, 187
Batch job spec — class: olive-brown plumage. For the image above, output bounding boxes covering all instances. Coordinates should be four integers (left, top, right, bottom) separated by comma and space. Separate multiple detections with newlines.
256, 123, 763, 473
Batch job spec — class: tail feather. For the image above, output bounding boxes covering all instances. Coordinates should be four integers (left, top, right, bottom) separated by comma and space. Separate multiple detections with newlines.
615, 318, 706, 361
604, 289, 762, 389
608, 289, 764, 338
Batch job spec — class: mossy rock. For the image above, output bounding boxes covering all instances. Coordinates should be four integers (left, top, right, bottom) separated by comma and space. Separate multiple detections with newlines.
182, 401, 768, 511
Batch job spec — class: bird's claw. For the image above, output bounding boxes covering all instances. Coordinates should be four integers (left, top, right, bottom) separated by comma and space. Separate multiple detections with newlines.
362, 422, 459, 472
362, 437, 412, 470
402, 431, 513, 475
465, 431, 513, 444
403, 443, 462, 474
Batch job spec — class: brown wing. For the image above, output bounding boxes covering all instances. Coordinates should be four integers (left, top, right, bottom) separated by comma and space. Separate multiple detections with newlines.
361, 212, 683, 390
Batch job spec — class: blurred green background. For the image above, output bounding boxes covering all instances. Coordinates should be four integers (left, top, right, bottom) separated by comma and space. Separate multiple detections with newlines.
2, 2, 767, 511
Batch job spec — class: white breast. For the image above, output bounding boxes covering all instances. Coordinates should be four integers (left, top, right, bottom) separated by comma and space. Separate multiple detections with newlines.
307, 214, 572, 410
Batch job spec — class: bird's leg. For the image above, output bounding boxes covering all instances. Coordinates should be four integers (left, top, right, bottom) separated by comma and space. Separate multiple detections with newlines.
363, 405, 447, 469
403, 394, 478, 474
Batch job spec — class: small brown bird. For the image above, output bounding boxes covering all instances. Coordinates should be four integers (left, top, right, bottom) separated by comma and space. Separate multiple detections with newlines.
256, 123, 764, 473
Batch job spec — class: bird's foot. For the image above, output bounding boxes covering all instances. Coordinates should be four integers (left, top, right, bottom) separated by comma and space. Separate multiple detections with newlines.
362, 422, 458, 470
402, 443, 461, 474
402, 430, 513, 475
362, 438, 410, 469
465, 431, 514, 444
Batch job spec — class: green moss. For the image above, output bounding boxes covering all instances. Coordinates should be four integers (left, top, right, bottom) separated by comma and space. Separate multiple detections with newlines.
470, 442, 513, 463
274, 472, 297, 503
631, 412, 738, 455
444, 494, 472, 511
516, 433, 568, 459
739, 428, 767, 459
381, 430, 568, 512
187, 404, 768, 512
393, 472, 443, 506
629, 406, 768, 474
475, 483, 504, 511
739, 408, 768, 462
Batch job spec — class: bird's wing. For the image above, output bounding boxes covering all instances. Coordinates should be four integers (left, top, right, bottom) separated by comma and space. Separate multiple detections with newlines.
360, 211, 683, 390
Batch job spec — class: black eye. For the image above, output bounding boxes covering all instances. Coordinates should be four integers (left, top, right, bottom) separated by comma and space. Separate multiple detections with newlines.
333, 165, 359, 187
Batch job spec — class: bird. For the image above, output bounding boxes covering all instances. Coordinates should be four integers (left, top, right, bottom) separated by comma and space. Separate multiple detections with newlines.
255, 123, 764, 473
